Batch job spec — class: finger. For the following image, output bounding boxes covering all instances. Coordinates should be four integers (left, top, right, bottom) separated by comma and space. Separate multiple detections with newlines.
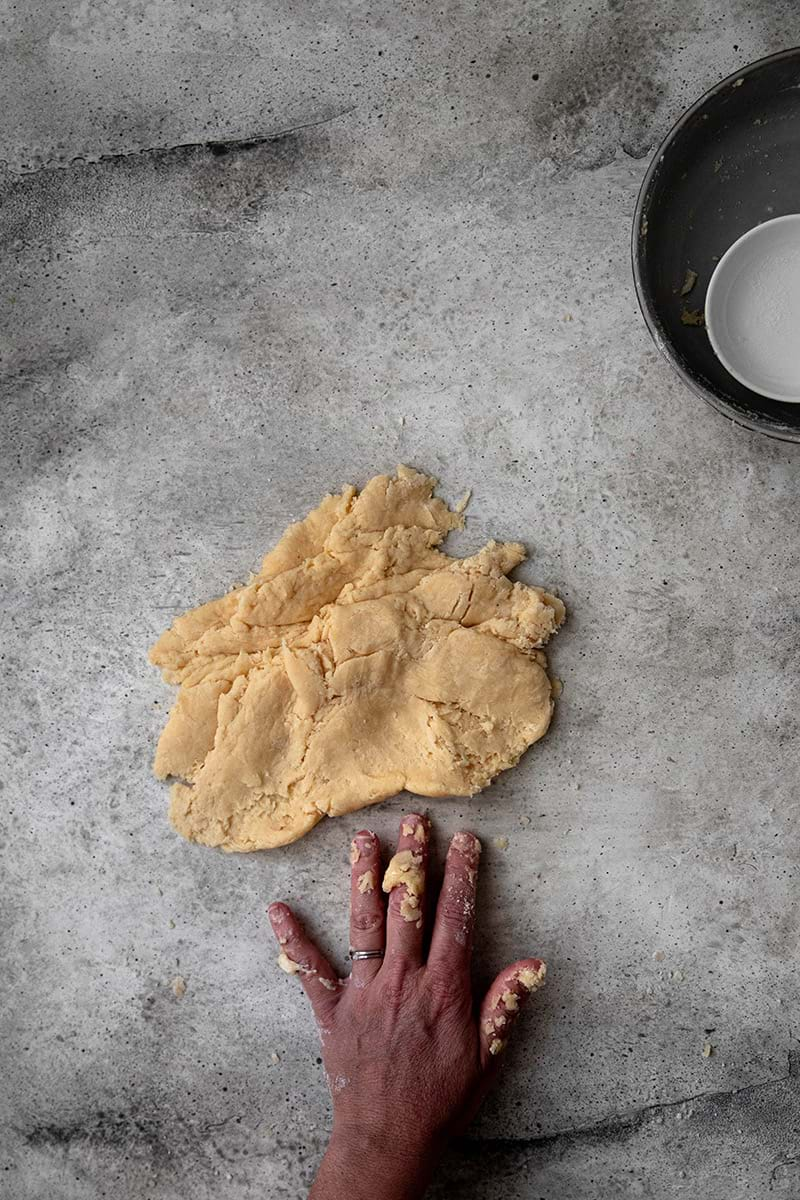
427, 830, 481, 980
268, 902, 343, 1024
382, 813, 430, 967
478, 958, 547, 1069
348, 830, 386, 985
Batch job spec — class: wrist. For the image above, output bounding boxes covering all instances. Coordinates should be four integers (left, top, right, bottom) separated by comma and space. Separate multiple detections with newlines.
311, 1124, 442, 1200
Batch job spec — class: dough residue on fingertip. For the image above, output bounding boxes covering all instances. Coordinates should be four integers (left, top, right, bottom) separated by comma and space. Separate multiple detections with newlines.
451, 830, 481, 858
517, 963, 547, 993
150, 467, 565, 851
277, 952, 301, 975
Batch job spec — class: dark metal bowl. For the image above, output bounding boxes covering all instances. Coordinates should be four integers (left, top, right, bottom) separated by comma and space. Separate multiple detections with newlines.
632, 48, 800, 443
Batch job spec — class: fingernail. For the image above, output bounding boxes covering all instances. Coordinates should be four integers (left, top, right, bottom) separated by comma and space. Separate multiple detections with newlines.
267, 902, 287, 923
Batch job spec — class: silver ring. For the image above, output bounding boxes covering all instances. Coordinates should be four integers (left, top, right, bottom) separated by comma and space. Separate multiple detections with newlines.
349, 949, 384, 961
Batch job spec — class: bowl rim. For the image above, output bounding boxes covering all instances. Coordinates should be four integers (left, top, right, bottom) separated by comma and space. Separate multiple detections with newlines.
705, 213, 800, 404
631, 46, 800, 444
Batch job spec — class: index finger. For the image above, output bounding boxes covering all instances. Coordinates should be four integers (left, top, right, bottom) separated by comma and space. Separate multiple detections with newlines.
426, 831, 481, 978
268, 902, 343, 1026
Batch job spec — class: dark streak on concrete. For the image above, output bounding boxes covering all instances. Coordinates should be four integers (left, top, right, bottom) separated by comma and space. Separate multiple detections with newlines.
2, 106, 356, 180
17, 1102, 248, 1177
459, 1057, 798, 1155
20, 1059, 798, 1190
20, 1106, 194, 1177
25, 1109, 165, 1153
423, 1057, 800, 1196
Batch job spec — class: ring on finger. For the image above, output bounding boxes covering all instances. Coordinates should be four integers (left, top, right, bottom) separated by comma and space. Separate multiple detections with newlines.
349, 948, 385, 961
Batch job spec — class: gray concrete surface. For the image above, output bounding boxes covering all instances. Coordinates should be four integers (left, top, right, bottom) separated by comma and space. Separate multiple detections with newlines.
3, 2, 800, 1196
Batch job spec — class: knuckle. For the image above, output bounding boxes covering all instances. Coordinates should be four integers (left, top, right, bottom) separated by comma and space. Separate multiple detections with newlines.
378, 967, 417, 1008
428, 970, 456, 1001
351, 910, 384, 934
438, 890, 474, 933
427, 967, 470, 1016
439, 899, 464, 926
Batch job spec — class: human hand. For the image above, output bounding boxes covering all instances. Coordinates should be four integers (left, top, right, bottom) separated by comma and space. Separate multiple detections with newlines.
268, 814, 546, 1200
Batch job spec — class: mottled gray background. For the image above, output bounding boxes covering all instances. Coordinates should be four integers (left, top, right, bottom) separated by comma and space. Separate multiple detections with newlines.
2, 2, 800, 1197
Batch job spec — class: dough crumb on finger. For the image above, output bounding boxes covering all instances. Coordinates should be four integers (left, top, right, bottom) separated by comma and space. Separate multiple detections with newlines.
383, 850, 424, 923
516, 963, 547, 993
357, 868, 376, 893
277, 952, 301, 975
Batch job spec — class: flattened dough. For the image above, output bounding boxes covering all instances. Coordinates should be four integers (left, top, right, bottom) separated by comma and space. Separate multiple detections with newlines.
150, 467, 565, 851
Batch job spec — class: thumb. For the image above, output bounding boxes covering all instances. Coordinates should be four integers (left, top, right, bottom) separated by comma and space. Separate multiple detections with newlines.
478, 957, 547, 1069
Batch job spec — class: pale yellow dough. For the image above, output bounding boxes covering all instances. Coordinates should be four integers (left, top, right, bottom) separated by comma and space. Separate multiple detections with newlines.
150, 466, 565, 851
357, 869, 376, 894
382, 850, 425, 923
517, 964, 547, 993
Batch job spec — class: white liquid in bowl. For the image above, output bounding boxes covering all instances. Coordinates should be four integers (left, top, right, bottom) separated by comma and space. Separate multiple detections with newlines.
705, 215, 800, 403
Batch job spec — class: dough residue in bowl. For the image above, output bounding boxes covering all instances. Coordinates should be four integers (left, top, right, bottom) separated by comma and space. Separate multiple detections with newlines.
150, 466, 565, 851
